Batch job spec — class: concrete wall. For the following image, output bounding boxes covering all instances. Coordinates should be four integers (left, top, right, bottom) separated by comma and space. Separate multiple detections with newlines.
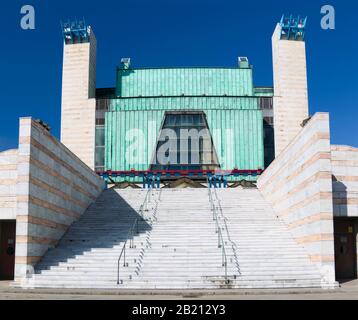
60, 28, 97, 169
0, 149, 18, 220
257, 113, 336, 286
272, 23, 309, 156
331, 145, 358, 217
15, 117, 105, 279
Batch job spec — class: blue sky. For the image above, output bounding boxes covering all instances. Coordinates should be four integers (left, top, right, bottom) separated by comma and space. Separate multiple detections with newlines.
0, 0, 357, 151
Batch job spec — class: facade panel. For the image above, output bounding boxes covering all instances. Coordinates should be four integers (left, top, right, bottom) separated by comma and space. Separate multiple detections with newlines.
116, 68, 254, 98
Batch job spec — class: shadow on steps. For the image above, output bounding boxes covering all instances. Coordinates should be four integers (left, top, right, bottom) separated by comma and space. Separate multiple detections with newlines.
34, 188, 152, 272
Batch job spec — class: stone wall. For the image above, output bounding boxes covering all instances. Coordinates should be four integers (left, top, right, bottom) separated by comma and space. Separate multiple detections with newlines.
331, 145, 358, 217
15, 117, 105, 279
0, 149, 18, 220
257, 113, 336, 286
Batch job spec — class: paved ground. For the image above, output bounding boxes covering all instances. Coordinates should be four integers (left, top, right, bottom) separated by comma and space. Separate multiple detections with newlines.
1, 280, 358, 300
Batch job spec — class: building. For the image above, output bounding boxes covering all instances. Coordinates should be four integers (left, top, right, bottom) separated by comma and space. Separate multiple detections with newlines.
61, 22, 276, 183
0, 16, 357, 289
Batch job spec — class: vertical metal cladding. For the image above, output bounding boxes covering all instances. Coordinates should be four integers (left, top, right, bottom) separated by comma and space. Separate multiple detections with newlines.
105, 110, 164, 172
105, 108, 264, 176
206, 109, 263, 181
106, 67, 265, 181
116, 68, 254, 97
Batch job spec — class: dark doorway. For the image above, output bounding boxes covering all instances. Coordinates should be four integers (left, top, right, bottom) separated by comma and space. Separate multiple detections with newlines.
334, 219, 357, 281
0, 221, 16, 280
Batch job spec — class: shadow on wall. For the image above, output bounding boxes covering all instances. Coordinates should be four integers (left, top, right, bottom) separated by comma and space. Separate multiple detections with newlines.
33, 188, 152, 272
333, 175, 348, 217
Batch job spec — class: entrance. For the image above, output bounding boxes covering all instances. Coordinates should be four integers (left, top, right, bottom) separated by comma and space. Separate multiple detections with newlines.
0, 221, 16, 280
334, 219, 357, 280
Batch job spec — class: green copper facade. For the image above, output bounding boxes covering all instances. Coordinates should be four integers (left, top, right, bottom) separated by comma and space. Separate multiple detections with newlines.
102, 65, 272, 181
116, 67, 254, 97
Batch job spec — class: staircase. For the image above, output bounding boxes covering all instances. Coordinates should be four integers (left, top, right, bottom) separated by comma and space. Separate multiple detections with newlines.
21, 189, 152, 289
124, 188, 237, 289
20, 187, 323, 289
214, 188, 322, 288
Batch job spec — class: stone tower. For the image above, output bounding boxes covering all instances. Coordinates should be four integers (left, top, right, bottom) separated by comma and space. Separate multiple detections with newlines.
272, 16, 309, 156
60, 21, 97, 169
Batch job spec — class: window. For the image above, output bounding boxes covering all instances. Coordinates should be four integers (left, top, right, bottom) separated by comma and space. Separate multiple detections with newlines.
96, 99, 110, 111
95, 126, 105, 172
150, 112, 220, 171
259, 97, 273, 110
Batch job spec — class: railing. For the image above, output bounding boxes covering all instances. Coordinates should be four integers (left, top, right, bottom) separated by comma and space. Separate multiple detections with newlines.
139, 186, 152, 217
116, 217, 141, 284
97, 169, 264, 178
212, 187, 241, 276
207, 178, 228, 282
117, 188, 155, 285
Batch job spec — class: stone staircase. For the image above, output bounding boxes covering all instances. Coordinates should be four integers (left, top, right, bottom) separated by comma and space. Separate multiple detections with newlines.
20, 187, 323, 289
21, 188, 152, 289
124, 188, 237, 289
213, 188, 322, 288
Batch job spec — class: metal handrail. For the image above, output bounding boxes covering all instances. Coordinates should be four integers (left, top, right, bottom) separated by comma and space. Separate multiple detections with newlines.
212, 187, 241, 275
117, 187, 154, 285
116, 217, 141, 284
139, 178, 157, 216
207, 177, 228, 281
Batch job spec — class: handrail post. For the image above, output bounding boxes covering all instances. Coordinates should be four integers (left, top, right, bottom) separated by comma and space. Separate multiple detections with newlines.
123, 245, 126, 267
218, 230, 220, 248
117, 258, 120, 284
221, 247, 223, 265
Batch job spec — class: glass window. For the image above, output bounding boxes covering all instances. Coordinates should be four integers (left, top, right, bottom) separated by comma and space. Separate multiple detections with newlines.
260, 97, 273, 110
150, 112, 219, 171
95, 146, 105, 168
95, 126, 105, 147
